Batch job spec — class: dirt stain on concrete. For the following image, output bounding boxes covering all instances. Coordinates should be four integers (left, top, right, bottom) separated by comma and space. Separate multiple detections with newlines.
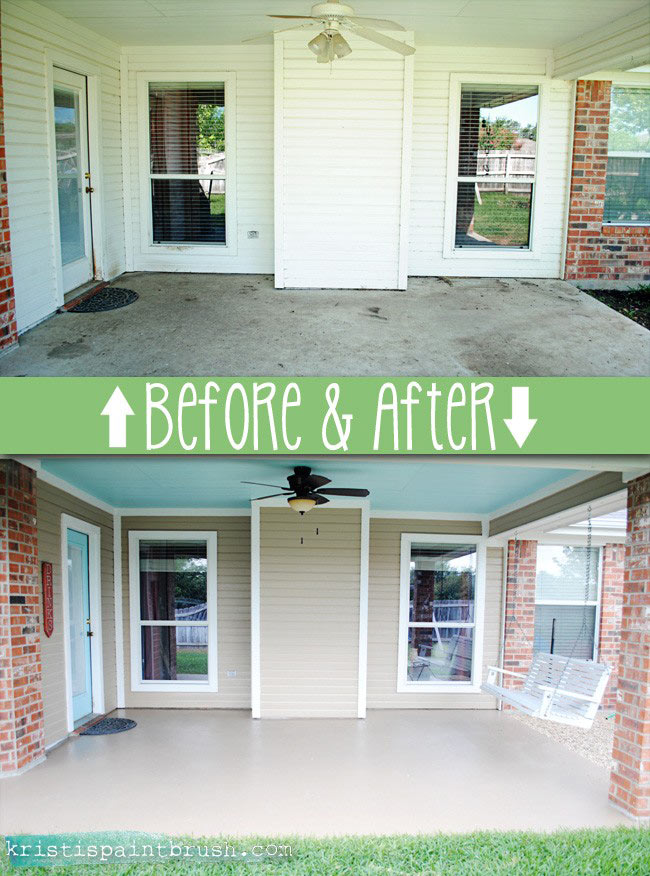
47, 339, 91, 359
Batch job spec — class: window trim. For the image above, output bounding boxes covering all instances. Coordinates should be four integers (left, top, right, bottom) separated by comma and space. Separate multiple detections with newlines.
136, 72, 238, 258
443, 73, 547, 260
533, 544, 602, 662
128, 530, 218, 693
603, 84, 650, 228
397, 533, 487, 693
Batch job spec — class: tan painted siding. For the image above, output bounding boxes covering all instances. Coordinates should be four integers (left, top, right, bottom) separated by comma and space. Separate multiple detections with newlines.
121, 516, 250, 708
367, 519, 502, 709
37, 481, 115, 748
260, 507, 361, 718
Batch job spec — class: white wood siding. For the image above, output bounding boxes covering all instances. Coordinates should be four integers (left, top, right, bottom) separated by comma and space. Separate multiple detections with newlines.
121, 515, 251, 708
37, 481, 115, 748
2, 0, 124, 331
124, 46, 274, 274
367, 518, 503, 709
275, 31, 413, 290
409, 48, 573, 279
260, 507, 361, 717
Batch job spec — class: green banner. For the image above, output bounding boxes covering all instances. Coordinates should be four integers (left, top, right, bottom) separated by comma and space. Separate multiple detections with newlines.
0, 377, 647, 454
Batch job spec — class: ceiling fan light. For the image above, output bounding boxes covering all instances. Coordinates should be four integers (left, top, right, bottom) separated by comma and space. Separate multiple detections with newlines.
331, 32, 351, 58
308, 32, 329, 56
288, 496, 317, 515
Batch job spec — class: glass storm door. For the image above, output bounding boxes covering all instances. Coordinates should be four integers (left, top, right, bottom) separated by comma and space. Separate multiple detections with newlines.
67, 528, 93, 723
53, 68, 93, 293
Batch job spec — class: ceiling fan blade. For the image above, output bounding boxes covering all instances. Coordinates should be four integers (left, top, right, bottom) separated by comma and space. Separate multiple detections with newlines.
317, 487, 370, 497
305, 474, 332, 488
345, 24, 415, 56
314, 494, 330, 505
253, 493, 291, 501
267, 14, 315, 20
347, 17, 406, 31
242, 22, 314, 43
241, 480, 289, 490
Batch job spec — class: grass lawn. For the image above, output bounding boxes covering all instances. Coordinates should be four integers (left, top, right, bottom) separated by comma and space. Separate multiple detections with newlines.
472, 190, 531, 247
209, 192, 225, 215
2, 829, 649, 875
176, 649, 208, 675
582, 285, 649, 330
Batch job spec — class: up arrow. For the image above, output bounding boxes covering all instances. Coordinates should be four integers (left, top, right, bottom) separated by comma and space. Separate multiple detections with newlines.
504, 386, 537, 448
101, 386, 134, 448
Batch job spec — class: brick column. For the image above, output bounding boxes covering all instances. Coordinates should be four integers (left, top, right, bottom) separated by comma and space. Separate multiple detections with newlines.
599, 543, 625, 710
503, 539, 537, 683
609, 473, 650, 820
0, 460, 44, 775
0, 14, 19, 352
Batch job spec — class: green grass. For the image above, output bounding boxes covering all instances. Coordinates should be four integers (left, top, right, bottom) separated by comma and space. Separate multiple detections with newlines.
472, 191, 531, 246
176, 649, 208, 675
2, 830, 649, 875
209, 193, 225, 216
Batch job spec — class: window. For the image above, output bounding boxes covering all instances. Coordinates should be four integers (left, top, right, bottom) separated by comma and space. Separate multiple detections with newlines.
148, 82, 227, 245
453, 83, 539, 250
604, 86, 650, 225
129, 531, 217, 692
398, 535, 483, 691
534, 545, 600, 661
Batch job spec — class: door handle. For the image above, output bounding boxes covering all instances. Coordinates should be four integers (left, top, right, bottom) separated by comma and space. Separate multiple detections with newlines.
85, 186, 94, 194
87, 630, 94, 637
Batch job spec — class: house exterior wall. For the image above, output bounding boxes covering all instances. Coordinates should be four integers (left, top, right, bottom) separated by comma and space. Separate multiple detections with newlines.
36, 479, 115, 748
121, 514, 251, 708
0, 15, 18, 352
366, 518, 502, 709
259, 507, 361, 718
1, 0, 125, 332
565, 79, 650, 288
600, 543, 625, 709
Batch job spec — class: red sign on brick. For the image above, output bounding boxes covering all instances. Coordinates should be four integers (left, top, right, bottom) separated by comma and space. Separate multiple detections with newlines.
42, 562, 54, 638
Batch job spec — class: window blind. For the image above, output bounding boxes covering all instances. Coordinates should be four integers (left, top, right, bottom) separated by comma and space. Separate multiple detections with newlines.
604, 86, 650, 224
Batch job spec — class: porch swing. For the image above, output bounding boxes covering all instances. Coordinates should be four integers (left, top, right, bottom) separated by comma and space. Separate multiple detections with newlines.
481, 508, 611, 730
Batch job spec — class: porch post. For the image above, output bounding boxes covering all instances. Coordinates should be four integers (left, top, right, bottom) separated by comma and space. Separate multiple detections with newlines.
502, 539, 537, 684
0, 460, 45, 775
609, 473, 650, 820
599, 543, 625, 710
0, 14, 19, 352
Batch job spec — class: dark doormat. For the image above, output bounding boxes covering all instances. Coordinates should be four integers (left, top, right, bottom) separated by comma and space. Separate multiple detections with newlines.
69, 287, 138, 313
80, 717, 137, 735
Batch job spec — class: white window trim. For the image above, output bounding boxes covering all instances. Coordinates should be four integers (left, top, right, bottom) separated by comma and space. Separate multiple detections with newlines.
397, 533, 487, 694
603, 85, 650, 227
443, 73, 547, 261
136, 72, 238, 259
128, 530, 218, 693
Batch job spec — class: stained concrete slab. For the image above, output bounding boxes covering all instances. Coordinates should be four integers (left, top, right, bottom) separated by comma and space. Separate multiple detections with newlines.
1, 273, 648, 376
0, 709, 627, 836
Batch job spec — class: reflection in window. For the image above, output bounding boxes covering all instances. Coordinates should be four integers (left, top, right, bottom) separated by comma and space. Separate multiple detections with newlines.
455, 84, 538, 248
604, 87, 649, 224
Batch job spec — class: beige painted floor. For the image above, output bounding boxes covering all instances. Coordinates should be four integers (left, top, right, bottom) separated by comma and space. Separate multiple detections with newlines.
0, 709, 627, 836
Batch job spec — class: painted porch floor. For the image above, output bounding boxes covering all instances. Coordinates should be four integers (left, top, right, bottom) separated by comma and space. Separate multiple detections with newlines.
1, 274, 648, 376
0, 709, 627, 836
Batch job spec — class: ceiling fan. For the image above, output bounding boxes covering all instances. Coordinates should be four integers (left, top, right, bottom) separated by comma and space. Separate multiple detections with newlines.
243, 465, 370, 514
244, 1, 415, 63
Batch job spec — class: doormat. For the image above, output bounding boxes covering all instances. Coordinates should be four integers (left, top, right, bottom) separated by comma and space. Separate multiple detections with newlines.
69, 287, 138, 313
80, 717, 137, 736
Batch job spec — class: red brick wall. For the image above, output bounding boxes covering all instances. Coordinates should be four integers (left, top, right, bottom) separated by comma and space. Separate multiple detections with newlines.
503, 539, 537, 682
564, 80, 650, 286
0, 461, 44, 774
599, 543, 625, 710
609, 473, 650, 820
0, 16, 18, 351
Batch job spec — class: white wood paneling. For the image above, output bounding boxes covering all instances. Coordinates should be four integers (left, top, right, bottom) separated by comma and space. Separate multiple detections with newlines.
275, 31, 414, 290
2, 0, 125, 331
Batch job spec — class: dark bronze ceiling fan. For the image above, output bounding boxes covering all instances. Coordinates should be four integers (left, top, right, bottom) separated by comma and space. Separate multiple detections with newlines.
243, 465, 369, 514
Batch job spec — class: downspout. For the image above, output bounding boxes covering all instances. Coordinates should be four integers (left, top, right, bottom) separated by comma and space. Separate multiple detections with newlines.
560, 78, 578, 281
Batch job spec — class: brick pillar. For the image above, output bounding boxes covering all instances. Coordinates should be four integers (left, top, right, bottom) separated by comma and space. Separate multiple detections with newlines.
599, 543, 625, 710
0, 460, 44, 775
609, 473, 650, 820
503, 539, 537, 683
0, 14, 19, 352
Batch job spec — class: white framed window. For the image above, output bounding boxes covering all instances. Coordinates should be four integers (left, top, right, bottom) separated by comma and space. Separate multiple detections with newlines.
397, 534, 486, 693
128, 531, 218, 693
444, 75, 544, 259
137, 72, 237, 257
534, 544, 601, 661
604, 86, 650, 226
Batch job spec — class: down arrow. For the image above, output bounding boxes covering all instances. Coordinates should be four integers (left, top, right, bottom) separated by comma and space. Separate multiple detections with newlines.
504, 386, 537, 448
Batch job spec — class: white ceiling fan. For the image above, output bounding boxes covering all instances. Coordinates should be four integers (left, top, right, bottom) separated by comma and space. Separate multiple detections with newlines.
244, 1, 415, 63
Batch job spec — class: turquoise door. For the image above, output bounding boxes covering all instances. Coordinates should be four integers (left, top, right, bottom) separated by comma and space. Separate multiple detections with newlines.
67, 528, 93, 723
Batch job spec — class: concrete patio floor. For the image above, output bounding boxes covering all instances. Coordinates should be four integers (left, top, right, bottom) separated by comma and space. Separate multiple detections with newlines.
0, 709, 627, 836
1, 274, 648, 376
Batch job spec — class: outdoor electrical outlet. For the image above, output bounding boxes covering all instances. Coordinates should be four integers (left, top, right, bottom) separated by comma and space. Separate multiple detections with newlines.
227, 670, 237, 678
247, 230, 259, 238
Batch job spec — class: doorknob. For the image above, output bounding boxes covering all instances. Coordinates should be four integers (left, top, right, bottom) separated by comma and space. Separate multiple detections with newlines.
85, 186, 94, 194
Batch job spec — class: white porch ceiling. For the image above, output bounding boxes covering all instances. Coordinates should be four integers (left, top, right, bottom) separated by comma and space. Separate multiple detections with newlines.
34, 0, 648, 49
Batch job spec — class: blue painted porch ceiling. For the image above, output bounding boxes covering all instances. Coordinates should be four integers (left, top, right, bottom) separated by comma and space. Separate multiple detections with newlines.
39, 458, 585, 515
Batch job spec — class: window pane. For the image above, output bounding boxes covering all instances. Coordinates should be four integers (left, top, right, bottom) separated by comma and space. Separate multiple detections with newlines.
536, 545, 599, 601
151, 179, 226, 244
149, 82, 225, 175
408, 627, 473, 682
410, 544, 475, 623
139, 539, 207, 621
534, 605, 596, 660
141, 626, 208, 681
455, 182, 533, 247
603, 156, 650, 223
54, 86, 85, 265
608, 87, 650, 154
